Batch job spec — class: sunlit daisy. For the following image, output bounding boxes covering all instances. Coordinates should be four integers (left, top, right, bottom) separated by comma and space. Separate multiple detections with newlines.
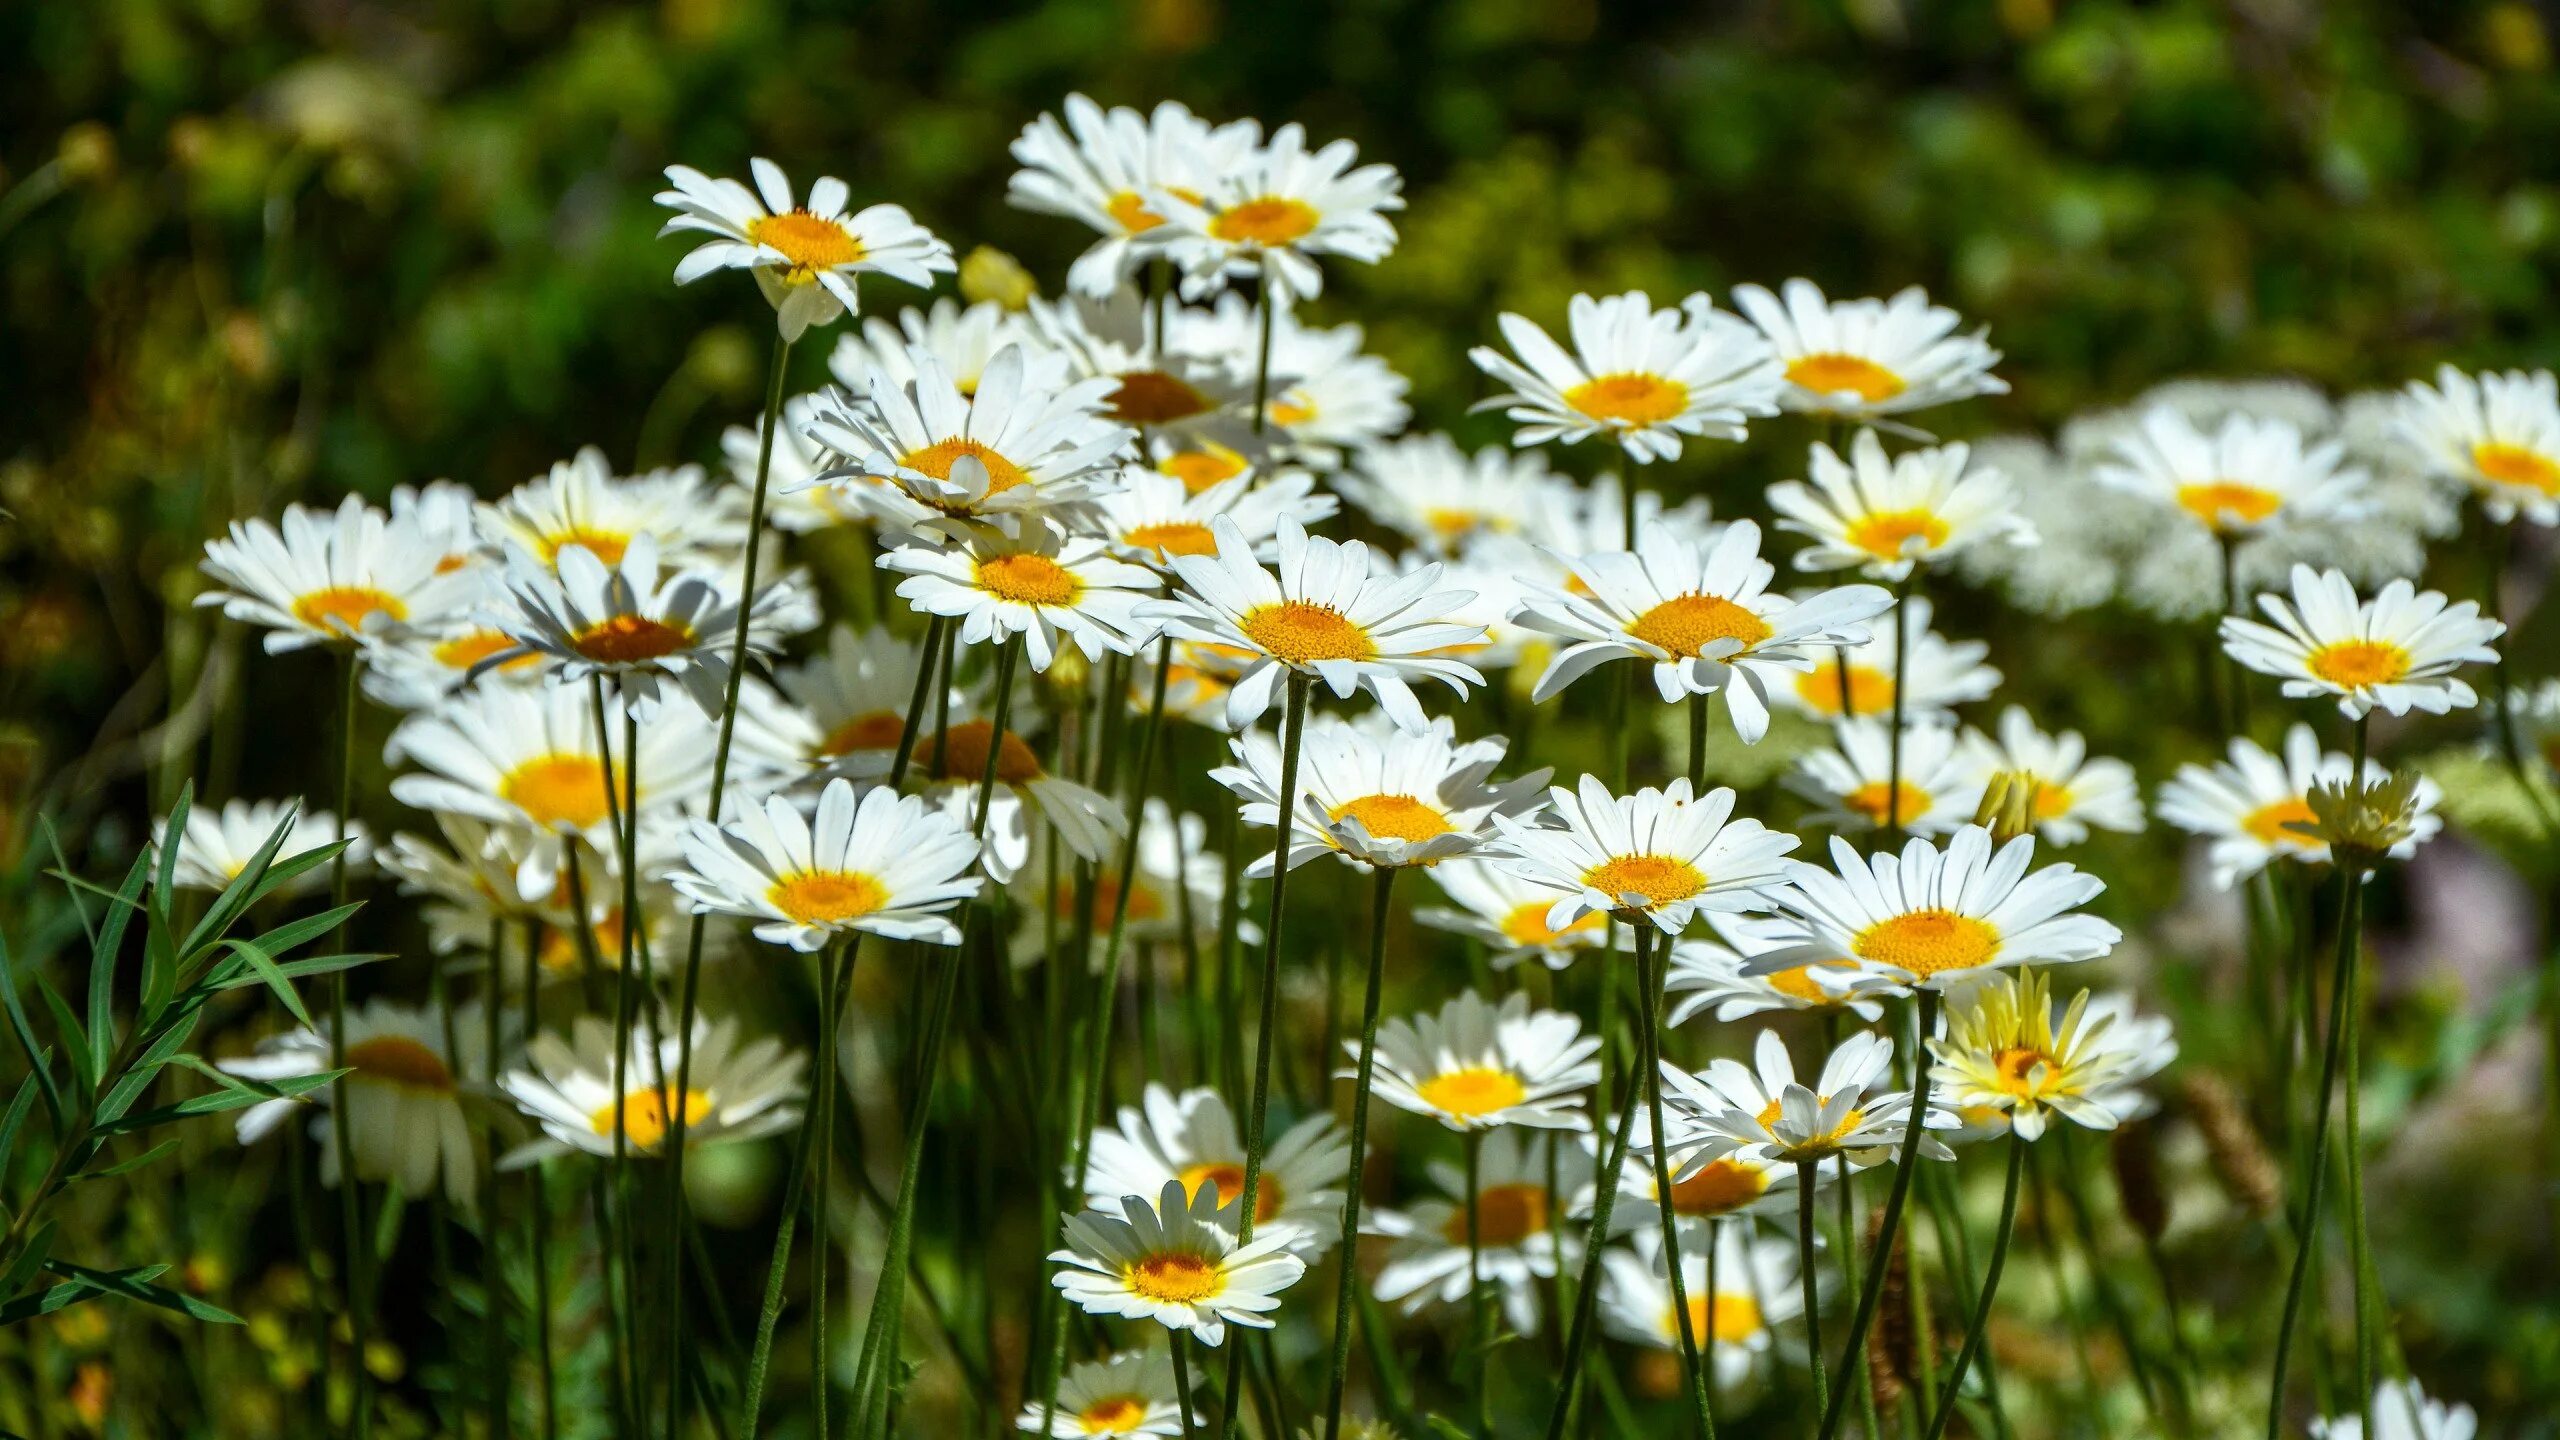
2092, 406, 2368, 536
884, 522, 1158, 674
1015, 1349, 1192, 1438
1665, 913, 1897, 1026
657, 158, 954, 338
1769, 430, 2032, 581
1598, 1225, 1802, 1388
1731, 278, 2005, 429
1081, 1083, 1348, 1261
1006, 799, 1233, 961
2309, 1378, 2479, 1440
1211, 712, 1549, 872
153, 797, 369, 895
2395, 364, 2560, 525
2221, 566, 2502, 719
1369, 1128, 1591, 1337
910, 701, 1127, 881
1084, 469, 1332, 571
479, 447, 746, 572
1667, 1028, 1954, 1169
1334, 433, 1555, 556
1955, 707, 2144, 846
1594, 1132, 1801, 1241
1029, 292, 1262, 449
390, 479, 489, 576
503, 1014, 806, 1160
198, 494, 479, 653
725, 393, 875, 534
1172, 294, 1412, 462
224, 999, 489, 1212
1007, 94, 1261, 299
2156, 723, 2441, 887
829, 297, 1058, 400
1771, 595, 2000, 723
1512, 470, 1721, 562
671, 776, 983, 952
1487, 776, 1799, 937
1786, 717, 1970, 837
1468, 291, 1782, 464
1766, 828, 2122, 993
1367, 990, 1601, 1133
1051, 1180, 1309, 1346
1148, 122, 1403, 303
774, 623, 934, 780
1929, 969, 2172, 1141
1413, 856, 1611, 971
359, 574, 552, 711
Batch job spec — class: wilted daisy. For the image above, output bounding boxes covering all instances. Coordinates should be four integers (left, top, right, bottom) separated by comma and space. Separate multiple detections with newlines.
1367, 990, 1601, 1133
1668, 1028, 1953, 1169
1082, 1083, 1347, 1260
1468, 291, 1782, 464
198, 494, 478, 653
1773, 595, 2001, 723
1149, 122, 1402, 302
1665, 913, 1896, 1026
1512, 522, 1892, 740
2221, 566, 2503, 719
224, 999, 487, 1212
1598, 1226, 1802, 1387
153, 798, 369, 895
2309, 1379, 2478, 1440
1769, 430, 2032, 581
830, 297, 1057, 401
2092, 406, 2367, 536
883, 521, 1158, 673
1085, 469, 1333, 569
1955, 707, 2144, 846
1731, 278, 2006, 428
656, 158, 954, 338
1212, 713, 1549, 873
1488, 777, 1798, 937
1008, 94, 1261, 299
2156, 723, 2441, 888
503, 1014, 806, 1160
911, 705, 1127, 880
480, 447, 745, 571
1767, 828, 2122, 993
671, 777, 983, 952
1051, 1180, 1308, 1346
1016, 1349, 1192, 1439
1786, 717, 1970, 836
2395, 364, 2560, 525
775, 623, 933, 779
1143, 516, 1485, 732
1930, 970, 2173, 1141
1414, 856, 1611, 971
1369, 1128, 1589, 1337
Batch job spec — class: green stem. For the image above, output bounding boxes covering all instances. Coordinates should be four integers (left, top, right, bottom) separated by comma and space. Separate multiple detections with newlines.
1171, 1335, 1201, 1440
481, 922, 511, 1440
1921, 1132, 2026, 1440
1814, 989, 1940, 1440
736, 941, 857, 1438
2267, 860, 2363, 1440
1542, 984, 1648, 1440
521, 921, 560, 1440
1466, 1130, 1489, 1440
1687, 690, 1708, 789
1636, 926, 1713, 1439
326, 645, 372, 1439
1797, 1160, 1828, 1430
1320, 866, 1398, 1440
1250, 258, 1276, 436
1885, 574, 1917, 842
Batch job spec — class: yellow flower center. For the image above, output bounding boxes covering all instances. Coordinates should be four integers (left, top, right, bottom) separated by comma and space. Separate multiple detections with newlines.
1106, 189, 1168, 234
1852, 909, 2000, 977
1177, 1161, 1282, 1224
922, 719, 1047, 785
1237, 602, 1376, 665
1498, 901, 1605, 949
769, 870, 890, 926
1785, 353, 1906, 403
2472, 441, 2560, 496
1991, 1044, 2058, 1098
2175, 481, 2284, 530
502, 753, 614, 830
1057, 872, 1166, 930
291, 586, 405, 636
1078, 1394, 1151, 1435
571, 614, 696, 664
1844, 509, 1951, 562
343, 1035, 454, 1092
2028, 779, 2074, 821
974, 552, 1083, 606
1564, 372, 1689, 427
1121, 521, 1220, 558
1842, 781, 1934, 829
748, 210, 865, 280
1626, 593, 1773, 660
1763, 961, 1858, 1006
818, 709, 908, 757
1795, 663, 1895, 717
1109, 369, 1212, 425
1414, 1066, 1529, 1120
2242, 795, 2321, 848
1209, 196, 1320, 246
434, 630, 540, 672
1582, 854, 1706, 911
1682, 1292, 1765, 1345
1329, 793, 1453, 846
1267, 390, 1318, 428
902, 437, 1030, 504
1160, 446, 1249, 492
1441, 1182, 1550, 1247
591, 1085, 713, 1151
1666, 1158, 1769, 1217
1753, 1095, 1867, 1141
2306, 639, 2411, 689
541, 527, 631, 566
1123, 1251, 1224, 1304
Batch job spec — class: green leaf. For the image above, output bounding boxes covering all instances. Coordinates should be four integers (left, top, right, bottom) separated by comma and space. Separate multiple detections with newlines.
239, 902, 362, 966
141, 905, 179, 1026
32, 972, 96, 1100
0, 1073, 38, 1160
95, 1066, 344, 1136
93, 1020, 204, 1128
181, 818, 344, 962
0, 935, 63, 1131
0, 1222, 56, 1302
214, 937, 310, 1028
202, 952, 386, 993
155, 781, 193, 901
0, 1276, 99, 1326
87, 855, 151, 1081
38, 819, 100, 951
76, 1137, 180, 1182
44, 1259, 241, 1324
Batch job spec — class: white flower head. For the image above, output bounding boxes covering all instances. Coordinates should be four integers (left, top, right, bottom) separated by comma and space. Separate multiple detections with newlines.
1014, 1348, 1192, 1439
1598, 1224, 1803, 1387
198, 494, 480, 654
1786, 717, 1972, 837
1081, 1083, 1348, 1262
222, 998, 490, 1213
1955, 706, 2145, 847
2309, 1378, 2477, 1440
1468, 291, 1782, 464
909, 698, 1127, 881
1334, 433, 1558, 557
1369, 1128, 1591, 1338
1367, 990, 1602, 1133
2156, 723, 2440, 888
2221, 565, 2503, 719
1732, 278, 2006, 430
1169, 292, 1411, 464
154, 798, 369, 895
1413, 856, 1612, 971
1666, 913, 1900, 1027
1086, 468, 1334, 572
724, 393, 873, 534
1488, 776, 1799, 937
1769, 430, 2034, 581
1770, 595, 2001, 723
1147, 122, 1403, 303
2395, 364, 2560, 525
671, 777, 984, 952
2093, 405, 2369, 536
884, 520, 1160, 674
1211, 712, 1550, 873
1007, 94, 1263, 299
829, 298, 1059, 402
1667, 1028, 1956, 1169
480, 447, 747, 572
503, 1014, 806, 1160
1929, 969, 2175, 1142
773, 623, 934, 781
1050, 1180, 1308, 1346
1766, 828, 2122, 993
657, 158, 954, 339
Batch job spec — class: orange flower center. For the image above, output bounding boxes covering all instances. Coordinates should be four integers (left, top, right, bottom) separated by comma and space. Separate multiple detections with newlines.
975, 552, 1083, 606
291, 586, 405, 636
768, 870, 888, 925
1441, 1182, 1550, 1246
1681, 1292, 1765, 1345
1666, 1158, 1768, 1216
1582, 854, 1706, 911
1853, 909, 1999, 976
1329, 793, 1453, 846
1415, 1066, 1529, 1120
590, 1085, 713, 1151
1498, 901, 1606, 949
1992, 1045, 2056, 1097
2242, 795, 2321, 848
434, 630, 540, 672
541, 527, 630, 566
1237, 602, 1375, 665
1121, 521, 1220, 558
902, 437, 1030, 505
572, 614, 695, 664
1177, 1161, 1282, 1224
1785, 353, 1905, 403
1842, 781, 1934, 829
923, 719, 1046, 785
1160, 446, 1249, 492
1627, 594, 1773, 660
1209, 196, 1319, 246
1763, 961, 1858, 1006
344, 1035, 454, 1092
1106, 189, 1168, 234
2175, 481, 2284, 530
2473, 441, 2560, 496
1796, 663, 1895, 717
1123, 1251, 1224, 1304
1078, 1394, 1152, 1435
818, 709, 908, 757
502, 754, 614, 830
1267, 390, 1318, 428
1844, 509, 1951, 562
2306, 639, 2410, 689
748, 210, 864, 279
1109, 369, 1212, 425
1564, 372, 1688, 427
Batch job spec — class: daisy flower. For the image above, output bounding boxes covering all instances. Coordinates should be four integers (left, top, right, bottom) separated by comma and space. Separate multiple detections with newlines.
671, 776, 983, 952
1731, 278, 2005, 428
1929, 969, 2171, 1141
1766, 828, 2122, 993
1086, 469, 1334, 570
2395, 364, 2560, 525
1334, 433, 1556, 556
1172, 294, 1411, 462
1786, 717, 1971, 837
1147, 122, 1402, 303
1026, 293, 1260, 449
656, 158, 954, 339
774, 623, 934, 780
1595, 1136, 1801, 1241
389, 479, 488, 575
153, 798, 369, 895
911, 703, 1127, 881
1016, 1349, 1193, 1438
2309, 1379, 2478, 1440
1512, 469, 1720, 561
378, 813, 704, 981
1005, 799, 1233, 959
1369, 1128, 1590, 1337
2092, 406, 2368, 536
358, 572, 553, 711
1366, 990, 1601, 1133
1769, 430, 2032, 581
1486, 776, 1799, 937
1468, 291, 1782, 464
1051, 1180, 1308, 1346
1007, 94, 1261, 300
1771, 595, 2000, 723
1142, 516, 1486, 732
2221, 565, 2503, 719
883, 522, 1159, 674
1081, 1083, 1347, 1260
480, 447, 746, 571
198, 494, 479, 653
1510, 520, 1894, 738
724, 393, 874, 534
1210, 713, 1550, 873
1413, 856, 1611, 971
1667, 1028, 1954, 1169
224, 999, 489, 1212
1955, 707, 2144, 846
2156, 724, 2441, 888
1598, 1226, 1802, 1388
1665, 913, 1897, 1026
504, 1015, 806, 1160
829, 297, 1056, 401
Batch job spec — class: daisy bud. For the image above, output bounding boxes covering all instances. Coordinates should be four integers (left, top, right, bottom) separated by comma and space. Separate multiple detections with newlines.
960, 244, 1037, 310
1972, 768, 2039, 843
2298, 771, 2429, 870
2179, 1071, 2280, 1219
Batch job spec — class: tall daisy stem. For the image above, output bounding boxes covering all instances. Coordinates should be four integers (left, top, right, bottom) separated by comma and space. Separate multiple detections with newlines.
1250, 258, 1277, 436
2266, 854, 2364, 1440
1796, 1160, 1827, 1429
481, 923, 511, 1440
1921, 1132, 2026, 1440
1542, 950, 1649, 1440
325, 645, 373, 1440
1813, 989, 1940, 1440
1320, 865, 1399, 1440
1637, 926, 1714, 1440
1171, 1335, 1202, 1440
1884, 574, 1918, 842
1465, 1130, 1490, 1440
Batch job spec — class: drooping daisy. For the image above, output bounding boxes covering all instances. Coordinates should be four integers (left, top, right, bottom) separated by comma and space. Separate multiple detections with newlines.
1667, 1028, 1954, 1170
1487, 776, 1799, 937
1954, 707, 2144, 846
671, 776, 983, 952
829, 297, 1057, 401
1081, 1083, 1348, 1261
1771, 595, 2001, 723
1413, 855, 1611, 971
1511, 520, 1894, 739
2308, 1378, 2479, 1440
1468, 291, 1782, 464
1051, 1180, 1309, 1346
656, 158, 954, 339
1664, 913, 1896, 1026
1598, 1226, 1802, 1388
479, 447, 746, 572
1085, 469, 1334, 570
1334, 433, 1555, 556
1143, 516, 1486, 732
1786, 717, 1971, 837
198, 494, 480, 653
1366, 990, 1602, 1133
503, 1015, 806, 1160
1766, 828, 2122, 993
1007, 94, 1262, 300
1147, 122, 1403, 303
153, 798, 370, 895
2156, 724, 2441, 888
883, 521, 1159, 673
224, 999, 489, 1212
774, 623, 934, 781
2092, 406, 2368, 536
910, 702, 1127, 880
2221, 566, 2503, 719
1211, 713, 1550, 873
1731, 278, 2006, 428
2395, 364, 2560, 525
724, 393, 874, 534
1015, 1349, 1192, 1438
1769, 430, 2033, 581
1368, 1128, 1590, 1337
1929, 969, 2172, 1141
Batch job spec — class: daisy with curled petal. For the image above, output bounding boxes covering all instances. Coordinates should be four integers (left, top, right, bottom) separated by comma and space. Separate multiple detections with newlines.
1211, 713, 1550, 873
1510, 521, 1894, 741
1007, 94, 1262, 300
503, 1014, 806, 1161
1765, 828, 2122, 994
198, 494, 481, 654
1667, 1029, 1956, 1170
883, 521, 1159, 674
1786, 718, 1970, 837
1142, 516, 1486, 732
1016, 1348, 1192, 1438
1955, 706, 2144, 847
1771, 595, 2000, 723
1146, 122, 1403, 303
154, 798, 369, 895
2310, 1379, 2478, 1440
670, 776, 983, 952
1367, 990, 1602, 1133
656, 158, 954, 339
1665, 913, 1895, 1026
911, 702, 1126, 881
224, 998, 491, 1213
1414, 856, 1612, 972
1086, 468, 1334, 571
1770, 430, 2033, 581
1468, 291, 1782, 465
480, 447, 746, 572
1051, 1179, 1309, 1346
1336, 432, 1557, 557
2395, 364, 2560, 526
1369, 1128, 1590, 1337
1929, 969, 2169, 1142
830, 297, 1058, 401
2221, 565, 2503, 720
776, 623, 936, 780
2093, 406, 2368, 536
725, 394, 875, 535
1599, 1225, 1803, 1387
1487, 776, 1799, 937
2156, 723, 2441, 888
1081, 1082, 1347, 1261
1731, 278, 2006, 429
